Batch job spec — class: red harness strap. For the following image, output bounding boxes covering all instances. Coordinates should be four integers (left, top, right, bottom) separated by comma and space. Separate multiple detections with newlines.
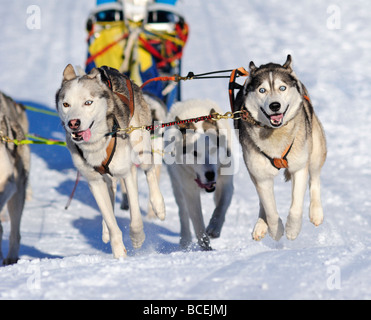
114, 78, 135, 118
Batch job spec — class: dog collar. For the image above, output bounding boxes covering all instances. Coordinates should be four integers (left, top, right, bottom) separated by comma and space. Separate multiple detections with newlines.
239, 105, 271, 129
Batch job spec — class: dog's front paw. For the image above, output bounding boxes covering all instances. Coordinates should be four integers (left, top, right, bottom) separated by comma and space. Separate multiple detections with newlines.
285, 216, 302, 240
111, 242, 127, 259
180, 235, 192, 250
198, 234, 212, 251
102, 230, 110, 244
252, 218, 268, 241
151, 197, 166, 221
130, 226, 146, 249
268, 218, 284, 241
309, 202, 324, 226
206, 220, 222, 239
2, 257, 19, 266
146, 203, 157, 219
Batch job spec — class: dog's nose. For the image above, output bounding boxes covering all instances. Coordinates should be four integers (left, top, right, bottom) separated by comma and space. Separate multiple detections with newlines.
205, 171, 215, 182
68, 119, 81, 130
269, 102, 281, 112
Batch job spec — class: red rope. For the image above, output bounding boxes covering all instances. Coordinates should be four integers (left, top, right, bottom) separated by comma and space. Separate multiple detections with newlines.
140, 75, 177, 89
145, 114, 214, 133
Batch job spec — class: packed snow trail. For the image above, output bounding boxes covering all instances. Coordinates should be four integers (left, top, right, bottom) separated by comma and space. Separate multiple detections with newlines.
0, 0, 371, 300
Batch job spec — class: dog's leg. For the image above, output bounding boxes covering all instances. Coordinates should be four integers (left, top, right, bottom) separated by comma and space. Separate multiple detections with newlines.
89, 179, 126, 258
4, 179, 26, 265
309, 118, 326, 226
130, 129, 165, 220
101, 175, 117, 244
168, 166, 192, 249
0, 219, 3, 262
309, 170, 324, 226
252, 201, 269, 241
120, 179, 129, 210
123, 167, 146, 249
146, 164, 162, 219
254, 178, 284, 241
144, 165, 165, 221
185, 186, 211, 251
286, 167, 309, 240
206, 174, 233, 238
0, 174, 18, 264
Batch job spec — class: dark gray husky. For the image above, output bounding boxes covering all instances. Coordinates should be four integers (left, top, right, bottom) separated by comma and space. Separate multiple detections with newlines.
0, 92, 30, 265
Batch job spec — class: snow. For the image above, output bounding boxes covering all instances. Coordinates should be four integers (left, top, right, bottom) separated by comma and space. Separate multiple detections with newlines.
1, 0, 371, 300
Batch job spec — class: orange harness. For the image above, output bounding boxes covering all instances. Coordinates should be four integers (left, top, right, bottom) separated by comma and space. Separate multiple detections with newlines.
261, 141, 294, 170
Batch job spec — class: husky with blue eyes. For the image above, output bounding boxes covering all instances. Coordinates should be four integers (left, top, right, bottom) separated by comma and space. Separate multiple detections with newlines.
56, 65, 165, 259
234, 55, 327, 241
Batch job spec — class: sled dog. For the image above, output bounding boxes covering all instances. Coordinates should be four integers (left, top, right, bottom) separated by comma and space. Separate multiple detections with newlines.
166, 99, 234, 250
234, 55, 327, 241
56, 65, 165, 258
0, 92, 30, 265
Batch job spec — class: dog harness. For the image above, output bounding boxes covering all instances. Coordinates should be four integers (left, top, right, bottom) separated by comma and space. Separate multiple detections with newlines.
98, 68, 135, 119
260, 141, 294, 170
75, 117, 119, 176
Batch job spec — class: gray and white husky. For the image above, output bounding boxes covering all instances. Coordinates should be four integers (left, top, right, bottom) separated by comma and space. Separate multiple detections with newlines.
56, 65, 165, 259
234, 55, 327, 241
165, 99, 234, 250
0, 92, 30, 265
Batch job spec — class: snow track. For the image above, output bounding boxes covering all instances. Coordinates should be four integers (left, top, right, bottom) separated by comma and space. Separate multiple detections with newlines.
0, 0, 370, 300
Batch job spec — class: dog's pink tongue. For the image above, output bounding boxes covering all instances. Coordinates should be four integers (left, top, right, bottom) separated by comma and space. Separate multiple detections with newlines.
271, 114, 283, 122
81, 129, 91, 142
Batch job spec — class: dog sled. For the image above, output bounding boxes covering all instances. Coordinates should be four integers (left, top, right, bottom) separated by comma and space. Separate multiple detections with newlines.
85, 0, 188, 109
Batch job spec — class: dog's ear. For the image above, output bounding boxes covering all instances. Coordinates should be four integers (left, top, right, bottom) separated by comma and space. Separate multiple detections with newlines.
88, 68, 112, 89
205, 108, 218, 128
175, 116, 186, 130
206, 108, 218, 126
283, 54, 293, 71
249, 61, 257, 74
202, 108, 218, 130
63, 64, 77, 81
176, 116, 196, 131
86, 68, 100, 79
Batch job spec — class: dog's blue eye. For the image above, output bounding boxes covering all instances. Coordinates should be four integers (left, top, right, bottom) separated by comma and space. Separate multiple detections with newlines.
279, 86, 286, 91
259, 88, 266, 93
85, 100, 93, 106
